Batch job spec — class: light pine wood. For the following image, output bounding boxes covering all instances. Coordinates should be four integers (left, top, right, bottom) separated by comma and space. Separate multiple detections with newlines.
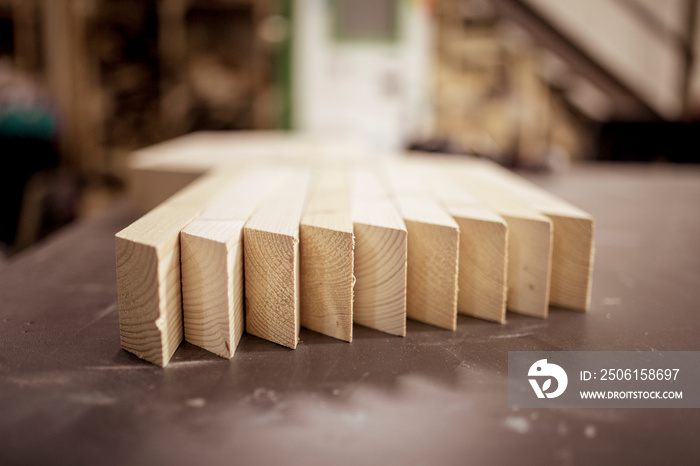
115, 171, 237, 366
351, 170, 407, 336
180, 170, 283, 358
382, 162, 460, 330
300, 169, 355, 342
410, 163, 509, 323
449, 204, 508, 323
394, 195, 460, 330
546, 214, 594, 311
446, 167, 553, 318
243, 171, 312, 349
459, 160, 594, 312
116, 134, 597, 367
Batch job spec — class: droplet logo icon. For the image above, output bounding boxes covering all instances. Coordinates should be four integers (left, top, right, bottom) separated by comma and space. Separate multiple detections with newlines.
528, 359, 568, 399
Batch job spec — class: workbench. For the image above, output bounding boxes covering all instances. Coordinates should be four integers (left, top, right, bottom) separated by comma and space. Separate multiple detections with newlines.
1, 163, 699, 465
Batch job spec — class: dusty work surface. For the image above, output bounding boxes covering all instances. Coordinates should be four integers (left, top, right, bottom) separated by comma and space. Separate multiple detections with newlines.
1, 163, 699, 465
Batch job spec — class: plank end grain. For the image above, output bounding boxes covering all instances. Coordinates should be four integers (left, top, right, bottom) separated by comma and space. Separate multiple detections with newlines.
300, 225, 355, 342
396, 195, 460, 331
549, 214, 594, 312
244, 229, 300, 349
181, 220, 245, 359
351, 171, 407, 337
502, 215, 553, 318
299, 169, 355, 342
353, 221, 407, 337
242, 172, 310, 349
449, 208, 509, 323
115, 235, 182, 367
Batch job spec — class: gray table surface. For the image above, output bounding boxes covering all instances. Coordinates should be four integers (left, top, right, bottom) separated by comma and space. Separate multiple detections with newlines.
1, 163, 699, 465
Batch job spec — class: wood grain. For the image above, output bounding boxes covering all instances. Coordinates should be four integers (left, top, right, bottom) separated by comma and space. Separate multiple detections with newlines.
115, 171, 236, 366
180, 170, 282, 358
351, 170, 407, 336
300, 169, 355, 342
383, 162, 459, 330
243, 171, 311, 349
395, 195, 460, 330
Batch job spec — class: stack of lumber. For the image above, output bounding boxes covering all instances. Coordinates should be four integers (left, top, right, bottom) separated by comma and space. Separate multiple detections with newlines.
115, 132, 594, 367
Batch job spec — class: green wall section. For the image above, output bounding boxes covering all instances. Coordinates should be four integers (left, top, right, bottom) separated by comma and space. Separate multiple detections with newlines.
275, 0, 294, 130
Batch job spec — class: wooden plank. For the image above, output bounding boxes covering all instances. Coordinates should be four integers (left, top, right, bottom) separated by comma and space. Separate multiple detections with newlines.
351, 170, 407, 336
299, 169, 355, 342
452, 159, 594, 312
547, 214, 594, 311
115, 171, 236, 366
410, 163, 509, 324
180, 170, 282, 358
448, 203, 508, 323
395, 195, 460, 330
382, 162, 460, 330
243, 171, 312, 349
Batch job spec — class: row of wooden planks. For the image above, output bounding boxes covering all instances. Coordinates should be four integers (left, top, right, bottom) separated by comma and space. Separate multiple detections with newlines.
116, 154, 594, 367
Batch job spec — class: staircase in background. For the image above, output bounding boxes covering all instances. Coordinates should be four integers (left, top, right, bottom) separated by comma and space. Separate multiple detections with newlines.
490, 0, 698, 121
489, 0, 700, 162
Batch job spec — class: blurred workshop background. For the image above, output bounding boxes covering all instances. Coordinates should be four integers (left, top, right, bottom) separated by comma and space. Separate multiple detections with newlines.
1, 0, 699, 257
